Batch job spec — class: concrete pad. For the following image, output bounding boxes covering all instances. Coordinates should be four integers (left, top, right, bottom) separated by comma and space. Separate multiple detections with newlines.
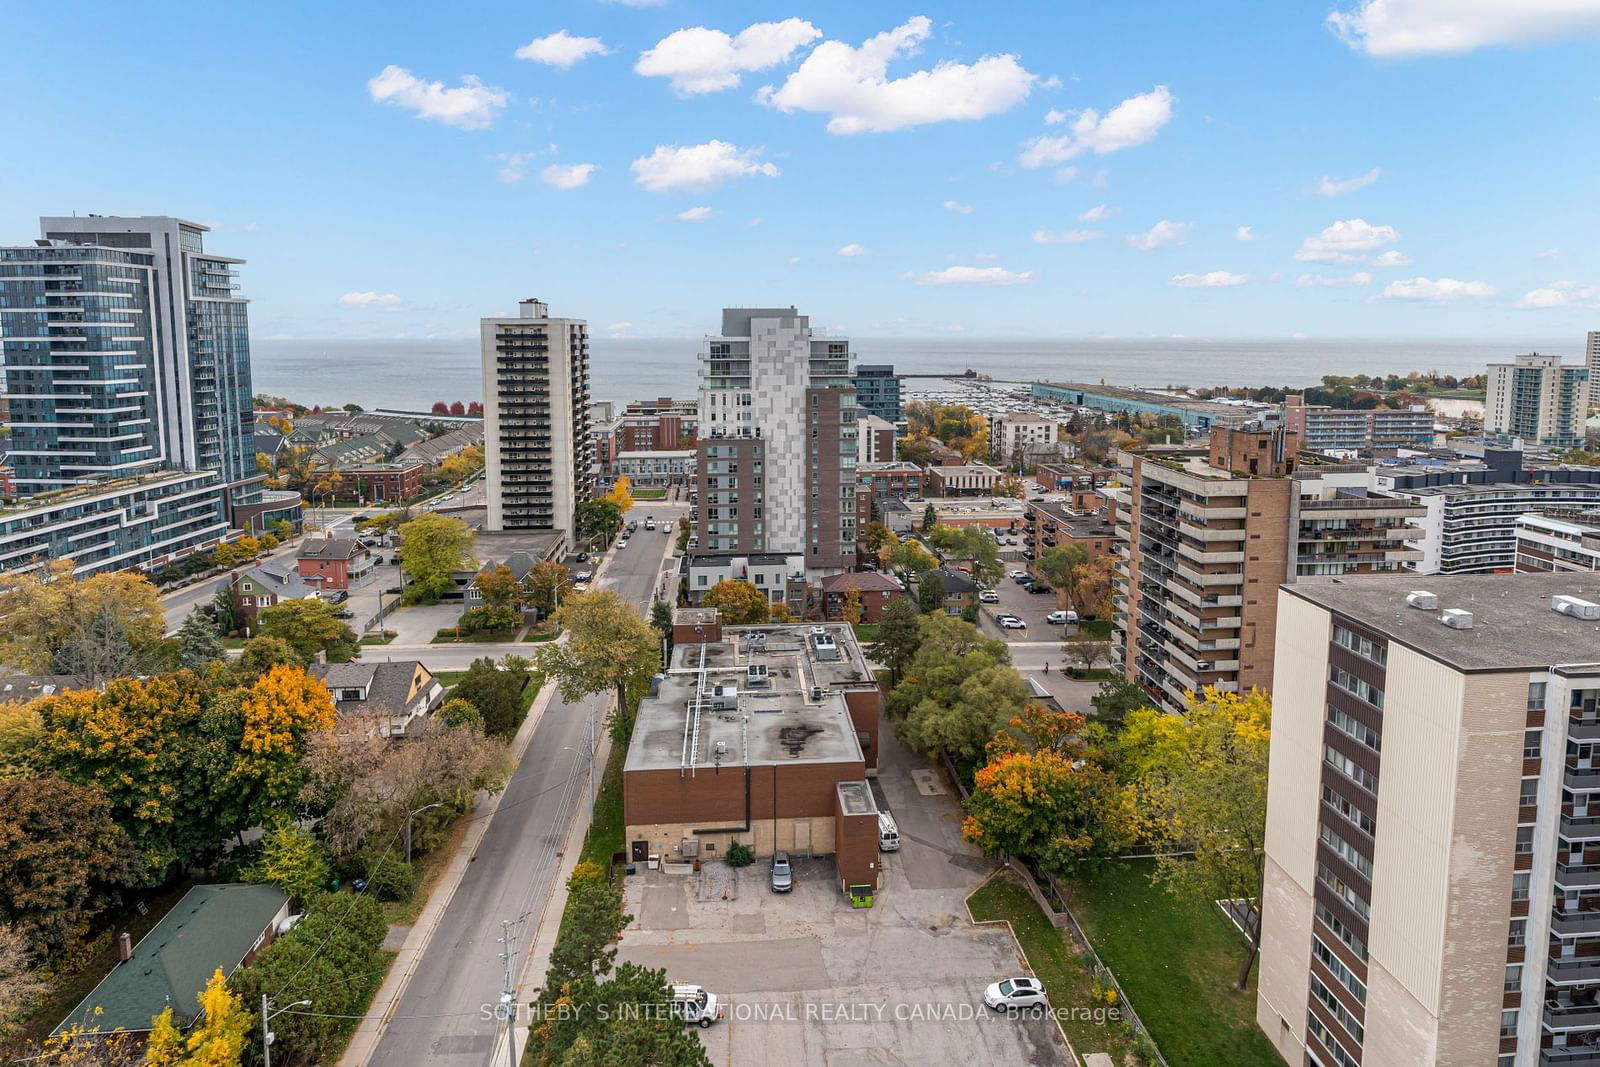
637, 882, 692, 930
911, 769, 945, 796
383, 925, 411, 951
617, 937, 830, 994
1084, 1054, 1115, 1067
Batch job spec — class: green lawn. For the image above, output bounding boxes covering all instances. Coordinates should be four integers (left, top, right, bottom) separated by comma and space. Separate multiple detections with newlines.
631, 487, 668, 500
361, 633, 395, 645
1068, 860, 1279, 1067
580, 738, 627, 869
852, 622, 881, 644
431, 627, 521, 643
966, 872, 1140, 1065
1066, 619, 1113, 640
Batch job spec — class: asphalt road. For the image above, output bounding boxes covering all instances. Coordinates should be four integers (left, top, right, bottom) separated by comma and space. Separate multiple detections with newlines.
364, 506, 682, 1067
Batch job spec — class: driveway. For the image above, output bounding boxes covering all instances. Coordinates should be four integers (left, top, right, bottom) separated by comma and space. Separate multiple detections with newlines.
615, 721, 1069, 1066
380, 602, 462, 645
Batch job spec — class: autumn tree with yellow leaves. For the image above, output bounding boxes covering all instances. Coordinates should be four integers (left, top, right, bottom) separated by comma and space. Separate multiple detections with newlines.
144, 969, 250, 1067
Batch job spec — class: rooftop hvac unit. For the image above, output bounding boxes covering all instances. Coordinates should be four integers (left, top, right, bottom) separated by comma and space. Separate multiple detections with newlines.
746, 664, 771, 688
811, 686, 823, 702
1440, 608, 1474, 630
714, 740, 727, 756
1553, 595, 1600, 621
710, 684, 739, 711
1406, 591, 1439, 610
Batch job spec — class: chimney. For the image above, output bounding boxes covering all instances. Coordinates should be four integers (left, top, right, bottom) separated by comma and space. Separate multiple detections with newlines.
118, 932, 132, 962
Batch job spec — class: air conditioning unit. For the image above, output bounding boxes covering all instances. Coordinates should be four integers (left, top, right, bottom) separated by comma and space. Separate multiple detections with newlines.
1440, 608, 1474, 630
746, 664, 770, 688
709, 684, 739, 711
1406, 591, 1438, 610
1553, 595, 1600, 621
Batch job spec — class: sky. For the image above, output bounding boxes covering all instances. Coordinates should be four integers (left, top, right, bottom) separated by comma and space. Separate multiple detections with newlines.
5, 0, 1600, 343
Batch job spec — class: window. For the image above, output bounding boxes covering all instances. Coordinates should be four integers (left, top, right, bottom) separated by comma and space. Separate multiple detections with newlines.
1322, 785, 1375, 837
1307, 1014, 1359, 1067
1330, 665, 1384, 709
1325, 744, 1377, 793
1520, 779, 1538, 806
1511, 873, 1531, 901
1529, 681, 1548, 709
1320, 823, 1374, 879
1312, 936, 1366, 1002
1318, 862, 1370, 919
1332, 624, 1387, 666
1516, 826, 1534, 855
1310, 974, 1364, 1043
1525, 730, 1542, 759
1500, 1010, 1518, 1038
1505, 964, 1522, 992
1508, 918, 1526, 947
1327, 705, 1380, 751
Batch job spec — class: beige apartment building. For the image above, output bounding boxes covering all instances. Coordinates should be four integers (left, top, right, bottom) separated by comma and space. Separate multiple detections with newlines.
1258, 573, 1600, 1067
1113, 426, 1425, 712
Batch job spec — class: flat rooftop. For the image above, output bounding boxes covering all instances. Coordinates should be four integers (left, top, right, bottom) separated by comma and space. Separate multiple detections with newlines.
1039, 381, 1255, 419
836, 780, 878, 816
626, 624, 874, 774
1283, 573, 1600, 673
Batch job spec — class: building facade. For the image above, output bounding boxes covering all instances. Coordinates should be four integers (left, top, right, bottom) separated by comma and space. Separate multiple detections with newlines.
1515, 511, 1600, 573
1257, 574, 1600, 1067
1587, 331, 1600, 410
853, 364, 902, 424
615, 449, 694, 488
693, 307, 857, 574
339, 461, 426, 503
296, 537, 374, 592
482, 299, 591, 541
858, 414, 896, 464
990, 413, 1057, 465
1283, 395, 1435, 453
926, 463, 1003, 497
0, 471, 229, 578
1486, 353, 1589, 449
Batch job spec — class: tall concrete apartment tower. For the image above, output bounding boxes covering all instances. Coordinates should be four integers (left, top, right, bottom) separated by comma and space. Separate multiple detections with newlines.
481, 299, 591, 542
1257, 573, 1600, 1067
1486, 352, 1589, 449
1587, 331, 1600, 410
694, 307, 858, 576
3, 216, 259, 504
1112, 425, 1425, 712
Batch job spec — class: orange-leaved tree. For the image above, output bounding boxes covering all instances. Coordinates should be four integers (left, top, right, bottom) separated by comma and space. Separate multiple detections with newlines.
700, 580, 771, 625
230, 665, 336, 824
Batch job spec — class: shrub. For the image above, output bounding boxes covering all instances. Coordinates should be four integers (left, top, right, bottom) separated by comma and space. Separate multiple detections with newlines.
438, 697, 484, 730
361, 853, 416, 901
724, 842, 755, 868
459, 605, 519, 633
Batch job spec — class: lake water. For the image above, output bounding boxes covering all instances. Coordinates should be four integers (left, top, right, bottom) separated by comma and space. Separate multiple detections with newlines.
250, 336, 1572, 411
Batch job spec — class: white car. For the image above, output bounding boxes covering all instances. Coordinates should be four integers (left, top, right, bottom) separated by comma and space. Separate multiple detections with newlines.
998, 616, 1027, 630
574, 571, 593, 583
979, 590, 1001, 604
617, 538, 629, 549
984, 977, 1047, 1010
1046, 610, 1075, 625
1007, 569, 1028, 580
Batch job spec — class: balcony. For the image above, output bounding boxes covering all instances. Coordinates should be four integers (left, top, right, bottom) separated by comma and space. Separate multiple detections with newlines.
1549, 955, 1600, 987
1568, 763, 1600, 791
1564, 815, 1600, 844
1542, 1046, 1600, 1065
1552, 908, 1600, 937
1555, 863, 1600, 890
1572, 719, 1600, 743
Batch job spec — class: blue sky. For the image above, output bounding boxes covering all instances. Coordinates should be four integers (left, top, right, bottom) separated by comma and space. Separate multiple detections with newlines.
5, 0, 1600, 342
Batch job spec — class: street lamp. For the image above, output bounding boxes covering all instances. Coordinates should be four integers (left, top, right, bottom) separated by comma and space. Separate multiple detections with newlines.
563, 698, 599, 819
404, 801, 445, 864
260, 996, 311, 1067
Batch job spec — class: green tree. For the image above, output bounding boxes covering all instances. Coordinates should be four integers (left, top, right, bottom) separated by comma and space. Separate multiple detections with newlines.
537, 590, 661, 743
438, 696, 484, 730
449, 657, 530, 740
700, 580, 771, 625
1117, 687, 1272, 989
272, 518, 295, 542
922, 501, 938, 530
1090, 677, 1149, 730
576, 498, 623, 547
49, 604, 145, 685
176, 608, 226, 671
888, 615, 1028, 764
0, 777, 141, 957
927, 525, 1003, 586
962, 748, 1134, 879
235, 635, 300, 678
546, 861, 628, 990
862, 521, 893, 557
866, 597, 922, 687
397, 513, 476, 603
252, 820, 331, 905
0, 562, 164, 675
886, 539, 936, 582
256, 599, 358, 664
916, 571, 944, 615
212, 585, 240, 636
476, 563, 520, 610
526, 560, 571, 617
535, 964, 711, 1067
0, 922, 45, 1046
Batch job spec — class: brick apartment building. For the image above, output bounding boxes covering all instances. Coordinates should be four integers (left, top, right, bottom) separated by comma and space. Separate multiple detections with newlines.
624, 612, 884, 898
296, 536, 374, 592
339, 460, 426, 503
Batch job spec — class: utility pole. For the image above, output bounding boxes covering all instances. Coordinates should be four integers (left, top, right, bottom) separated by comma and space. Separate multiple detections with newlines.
498, 919, 519, 1067
260, 994, 310, 1067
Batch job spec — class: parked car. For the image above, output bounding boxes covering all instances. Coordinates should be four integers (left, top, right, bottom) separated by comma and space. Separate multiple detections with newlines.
575, 551, 589, 563
329, 590, 349, 604
332, 609, 354, 620
1011, 573, 1031, 584
1046, 611, 1070, 624
384, 585, 402, 595
998, 616, 1027, 630
1029, 583, 1055, 595
575, 571, 593, 582
372, 555, 385, 565
979, 590, 1001, 604
771, 850, 792, 893
670, 985, 723, 1028
617, 538, 630, 549
984, 977, 1047, 1011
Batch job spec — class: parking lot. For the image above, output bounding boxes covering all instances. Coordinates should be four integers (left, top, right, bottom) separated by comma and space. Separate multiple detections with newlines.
615, 725, 1068, 1066
976, 571, 1074, 643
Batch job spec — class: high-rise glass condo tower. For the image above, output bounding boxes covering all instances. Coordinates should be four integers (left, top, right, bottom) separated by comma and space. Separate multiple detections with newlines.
1, 216, 259, 504
481, 299, 592, 541
694, 307, 858, 575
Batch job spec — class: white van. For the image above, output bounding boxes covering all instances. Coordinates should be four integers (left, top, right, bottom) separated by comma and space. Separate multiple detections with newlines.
878, 813, 900, 852
670, 984, 723, 1028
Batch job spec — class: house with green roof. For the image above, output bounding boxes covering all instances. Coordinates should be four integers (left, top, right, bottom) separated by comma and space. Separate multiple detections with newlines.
53, 883, 289, 1039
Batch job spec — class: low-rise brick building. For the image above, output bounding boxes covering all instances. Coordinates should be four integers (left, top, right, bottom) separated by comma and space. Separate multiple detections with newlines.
926, 463, 1003, 497
624, 613, 884, 899
296, 536, 374, 592
339, 461, 426, 503
818, 570, 904, 623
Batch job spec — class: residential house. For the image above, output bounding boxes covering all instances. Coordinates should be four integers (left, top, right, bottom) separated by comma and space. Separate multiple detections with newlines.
819, 571, 904, 623
402, 423, 485, 470
926, 464, 1004, 497
222, 562, 318, 628
296, 537, 374, 592
0, 674, 90, 703
680, 552, 807, 614
466, 551, 539, 603
336, 461, 426, 503
53, 884, 289, 1042
312, 433, 392, 469
926, 567, 977, 614
309, 661, 445, 737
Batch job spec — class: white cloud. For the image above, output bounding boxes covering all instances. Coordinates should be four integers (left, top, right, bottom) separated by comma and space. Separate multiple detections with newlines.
1235, 225, 1256, 241
744, 217, 764, 228
1537, 248, 1563, 260
636, 19, 821, 95
1315, 167, 1381, 197
1125, 220, 1192, 251
339, 291, 403, 308
606, 321, 635, 335
1328, 0, 1600, 57
837, 243, 871, 257
1044, 108, 1068, 125
974, 251, 999, 262
1294, 271, 1373, 288
1031, 228, 1100, 245
367, 65, 508, 129
905, 265, 1035, 287
676, 206, 714, 221
1381, 276, 1496, 301
1079, 204, 1115, 222
1018, 85, 1175, 167
1370, 249, 1413, 267
1515, 280, 1600, 309
515, 30, 609, 69
1054, 166, 1080, 184
943, 200, 974, 215
491, 151, 536, 183
787, 256, 802, 265
1294, 218, 1399, 263
630, 140, 779, 193
540, 162, 596, 189
1169, 271, 1249, 288
757, 16, 1036, 134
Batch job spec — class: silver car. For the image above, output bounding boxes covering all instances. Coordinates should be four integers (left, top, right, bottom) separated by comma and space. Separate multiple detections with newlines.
771, 850, 792, 893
